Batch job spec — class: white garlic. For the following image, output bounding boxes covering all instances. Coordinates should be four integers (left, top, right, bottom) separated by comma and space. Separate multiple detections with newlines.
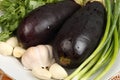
45, 45, 53, 59
13, 46, 26, 58
32, 66, 52, 80
21, 47, 37, 69
36, 45, 55, 67
0, 42, 13, 56
6, 37, 19, 48
45, 45, 55, 65
21, 45, 55, 70
49, 63, 68, 79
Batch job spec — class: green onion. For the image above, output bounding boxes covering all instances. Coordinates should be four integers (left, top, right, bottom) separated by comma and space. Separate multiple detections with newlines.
0, 0, 119, 80
72, 52, 101, 80
95, 27, 119, 80
65, 0, 120, 79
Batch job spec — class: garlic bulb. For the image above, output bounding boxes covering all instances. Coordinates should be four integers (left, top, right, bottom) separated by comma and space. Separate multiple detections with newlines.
21, 45, 55, 70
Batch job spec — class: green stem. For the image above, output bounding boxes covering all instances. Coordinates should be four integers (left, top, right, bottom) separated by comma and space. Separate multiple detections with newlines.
94, 0, 120, 79
65, 0, 111, 79
95, 27, 119, 80
118, 15, 120, 46
72, 52, 101, 80
104, 0, 120, 45
80, 38, 113, 80
74, 0, 84, 5
65, 1, 111, 80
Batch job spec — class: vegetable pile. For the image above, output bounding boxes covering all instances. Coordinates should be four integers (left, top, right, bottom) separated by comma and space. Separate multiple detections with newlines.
0, 0, 120, 80
52, 1, 106, 69
65, 0, 120, 80
17, 0, 80, 48
0, 0, 63, 41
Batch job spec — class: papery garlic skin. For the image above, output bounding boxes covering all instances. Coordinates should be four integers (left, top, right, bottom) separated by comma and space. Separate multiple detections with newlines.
21, 45, 55, 70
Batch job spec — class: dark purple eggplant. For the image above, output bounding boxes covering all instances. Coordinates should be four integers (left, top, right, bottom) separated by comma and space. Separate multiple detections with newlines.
52, 1, 106, 68
17, 0, 80, 48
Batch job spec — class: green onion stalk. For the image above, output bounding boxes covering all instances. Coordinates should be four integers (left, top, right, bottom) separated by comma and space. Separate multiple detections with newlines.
95, 0, 120, 79
65, 0, 120, 80
118, 14, 120, 47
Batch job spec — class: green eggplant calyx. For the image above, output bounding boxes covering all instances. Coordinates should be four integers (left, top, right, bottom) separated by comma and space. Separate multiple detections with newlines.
60, 57, 71, 66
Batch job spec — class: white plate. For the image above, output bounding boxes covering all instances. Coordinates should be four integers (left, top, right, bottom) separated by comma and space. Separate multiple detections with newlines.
0, 55, 38, 80
1, 3, 120, 80
0, 51, 120, 80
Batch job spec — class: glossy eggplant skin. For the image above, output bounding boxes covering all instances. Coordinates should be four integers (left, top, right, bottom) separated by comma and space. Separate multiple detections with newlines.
17, 0, 80, 48
52, 1, 106, 68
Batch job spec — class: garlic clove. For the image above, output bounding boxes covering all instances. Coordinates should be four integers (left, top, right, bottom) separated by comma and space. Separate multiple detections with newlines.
13, 46, 26, 58
45, 45, 55, 67
6, 37, 19, 48
32, 66, 52, 80
21, 47, 37, 69
0, 42, 13, 56
36, 45, 54, 67
49, 63, 68, 79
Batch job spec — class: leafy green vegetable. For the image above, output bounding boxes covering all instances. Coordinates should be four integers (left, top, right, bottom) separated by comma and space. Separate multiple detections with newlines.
0, 0, 62, 41
0, 0, 26, 41
65, 0, 120, 80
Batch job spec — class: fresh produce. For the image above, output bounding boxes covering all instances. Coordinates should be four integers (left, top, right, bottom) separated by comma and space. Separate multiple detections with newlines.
0, 36, 26, 56
65, 0, 120, 79
0, 42, 13, 56
13, 46, 26, 58
0, 0, 120, 80
21, 45, 55, 70
49, 63, 68, 79
31, 62, 68, 79
6, 37, 19, 48
52, 1, 106, 68
21, 45, 68, 79
17, 0, 80, 48
0, 0, 63, 41
74, 0, 104, 5
32, 66, 52, 80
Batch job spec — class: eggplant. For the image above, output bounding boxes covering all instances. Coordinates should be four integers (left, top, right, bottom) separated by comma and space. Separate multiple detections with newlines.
17, 0, 80, 48
52, 1, 106, 68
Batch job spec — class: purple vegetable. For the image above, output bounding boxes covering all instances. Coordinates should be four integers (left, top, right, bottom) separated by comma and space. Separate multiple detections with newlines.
52, 1, 106, 68
17, 0, 80, 48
